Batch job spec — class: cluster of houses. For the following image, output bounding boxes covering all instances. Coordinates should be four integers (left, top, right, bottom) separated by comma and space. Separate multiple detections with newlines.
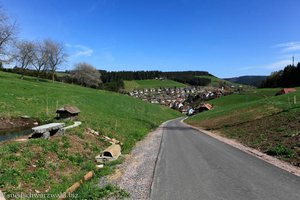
128, 87, 229, 115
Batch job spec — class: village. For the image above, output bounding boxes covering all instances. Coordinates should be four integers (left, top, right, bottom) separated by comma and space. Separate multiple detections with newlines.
128, 86, 231, 115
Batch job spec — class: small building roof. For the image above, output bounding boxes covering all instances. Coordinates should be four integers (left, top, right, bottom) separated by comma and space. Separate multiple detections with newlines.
277, 88, 296, 95
56, 105, 80, 114
200, 103, 213, 110
282, 88, 296, 93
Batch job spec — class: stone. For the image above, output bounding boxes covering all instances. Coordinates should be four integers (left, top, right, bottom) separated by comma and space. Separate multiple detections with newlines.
0, 190, 6, 200
83, 171, 94, 181
96, 164, 104, 169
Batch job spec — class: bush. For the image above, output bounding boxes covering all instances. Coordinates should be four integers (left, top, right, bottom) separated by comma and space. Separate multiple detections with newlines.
266, 145, 295, 158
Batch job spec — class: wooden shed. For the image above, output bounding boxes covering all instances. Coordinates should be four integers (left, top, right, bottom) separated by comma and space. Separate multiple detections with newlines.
197, 103, 213, 112
56, 105, 80, 119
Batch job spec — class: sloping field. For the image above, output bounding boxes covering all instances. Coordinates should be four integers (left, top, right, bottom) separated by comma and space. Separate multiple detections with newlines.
196, 75, 251, 88
186, 88, 300, 166
124, 79, 186, 91
0, 71, 181, 198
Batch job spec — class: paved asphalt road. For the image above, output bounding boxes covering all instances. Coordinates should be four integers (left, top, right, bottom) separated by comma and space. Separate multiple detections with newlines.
151, 118, 300, 200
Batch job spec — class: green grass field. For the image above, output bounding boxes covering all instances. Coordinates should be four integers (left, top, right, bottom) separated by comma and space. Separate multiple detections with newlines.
186, 88, 300, 166
0, 71, 182, 198
196, 75, 250, 88
124, 79, 187, 91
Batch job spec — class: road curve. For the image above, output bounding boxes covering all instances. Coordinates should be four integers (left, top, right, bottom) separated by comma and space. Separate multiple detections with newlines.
151, 118, 300, 200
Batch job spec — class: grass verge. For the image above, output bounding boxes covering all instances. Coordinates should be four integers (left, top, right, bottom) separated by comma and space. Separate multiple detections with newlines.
186, 88, 300, 166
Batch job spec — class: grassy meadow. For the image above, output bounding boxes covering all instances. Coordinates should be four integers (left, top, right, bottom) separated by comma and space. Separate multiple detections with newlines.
0, 71, 182, 199
124, 79, 187, 91
186, 88, 300, 166
196, 75, 250, 88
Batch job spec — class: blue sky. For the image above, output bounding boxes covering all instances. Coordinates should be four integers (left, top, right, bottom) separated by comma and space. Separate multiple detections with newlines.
2, 0, 300, 77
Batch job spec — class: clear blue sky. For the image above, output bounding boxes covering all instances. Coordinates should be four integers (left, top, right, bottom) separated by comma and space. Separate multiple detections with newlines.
2, 0, 300, 77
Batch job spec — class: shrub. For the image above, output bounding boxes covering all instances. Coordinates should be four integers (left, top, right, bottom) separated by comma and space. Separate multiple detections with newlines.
266, 145, 295, 158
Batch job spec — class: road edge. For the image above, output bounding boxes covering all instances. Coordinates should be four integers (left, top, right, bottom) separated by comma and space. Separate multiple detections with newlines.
181, 117, 300, 177
149, 117, 185, 199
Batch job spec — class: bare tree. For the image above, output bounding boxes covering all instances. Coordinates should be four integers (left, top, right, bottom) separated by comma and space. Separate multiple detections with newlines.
71, 62, 102, 88
32, 41, 49, 80
0, 6, 17, 61
44, 39, 67, 82
14, 40, 34, 79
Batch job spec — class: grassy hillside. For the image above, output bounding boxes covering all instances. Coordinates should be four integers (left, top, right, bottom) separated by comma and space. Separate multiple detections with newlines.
124, 79, 187, 91
224, 75, 267, 87
196, 75, 247, 88
186, 88, 300, 166
0, 71, 181, 198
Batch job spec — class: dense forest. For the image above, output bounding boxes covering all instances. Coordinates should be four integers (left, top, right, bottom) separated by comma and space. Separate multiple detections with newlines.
260, 62, 300, 88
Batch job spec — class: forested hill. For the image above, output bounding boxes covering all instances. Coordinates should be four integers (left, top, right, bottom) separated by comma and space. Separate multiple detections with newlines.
100, 70, 211, 80
260, 62, 300, 88
100, 70, 213, 88
224, 76, 267, 87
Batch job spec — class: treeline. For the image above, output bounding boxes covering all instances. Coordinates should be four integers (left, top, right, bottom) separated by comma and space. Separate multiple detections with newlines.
102, 70, 210, 81
102, 70, 162, 80
0, 67, 59, 80
260, 63, 300, 88
162, 71, 211, 86
58, 70, 212, 92
101, 71, 125, 92
97, 70, 212, 87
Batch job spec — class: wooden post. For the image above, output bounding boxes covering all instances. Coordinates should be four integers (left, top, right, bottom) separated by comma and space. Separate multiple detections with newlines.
294, 96, 297, 104
46, 94, 49, 115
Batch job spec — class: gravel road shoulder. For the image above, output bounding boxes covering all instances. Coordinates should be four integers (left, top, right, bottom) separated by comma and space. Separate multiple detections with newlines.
98, 119, 172, 199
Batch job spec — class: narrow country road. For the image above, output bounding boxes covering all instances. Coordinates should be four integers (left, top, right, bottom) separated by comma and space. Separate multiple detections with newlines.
151, 118, 300, 200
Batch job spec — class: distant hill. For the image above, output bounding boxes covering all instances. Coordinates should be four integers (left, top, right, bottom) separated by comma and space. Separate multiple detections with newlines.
123, 75, 254, 92
196, 75, 251, 88
124, 79, 187, 91
224, 76, 267, 87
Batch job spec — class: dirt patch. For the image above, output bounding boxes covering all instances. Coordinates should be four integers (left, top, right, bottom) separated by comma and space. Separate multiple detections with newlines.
222, 109, 300, 167
0, 117, 38, 131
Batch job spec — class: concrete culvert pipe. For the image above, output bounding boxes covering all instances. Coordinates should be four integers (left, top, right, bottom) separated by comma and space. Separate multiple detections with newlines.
102, 144, 121, 159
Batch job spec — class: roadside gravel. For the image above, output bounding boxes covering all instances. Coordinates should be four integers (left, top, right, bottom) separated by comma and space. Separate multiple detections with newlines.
98, 119, 171, 199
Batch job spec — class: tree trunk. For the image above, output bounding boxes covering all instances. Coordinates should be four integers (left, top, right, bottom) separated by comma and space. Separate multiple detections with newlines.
52, 71, 55, 83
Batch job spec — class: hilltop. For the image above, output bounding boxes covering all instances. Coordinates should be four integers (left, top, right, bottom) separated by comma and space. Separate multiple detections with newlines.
196, 75, 251, 88
0, 71, 181, 198
186, 88, 300, 167
224, 75, 267, 87
123, 73, 247, 92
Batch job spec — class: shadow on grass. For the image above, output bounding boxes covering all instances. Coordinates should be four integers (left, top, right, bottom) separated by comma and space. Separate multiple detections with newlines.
22, 77, 50, 83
